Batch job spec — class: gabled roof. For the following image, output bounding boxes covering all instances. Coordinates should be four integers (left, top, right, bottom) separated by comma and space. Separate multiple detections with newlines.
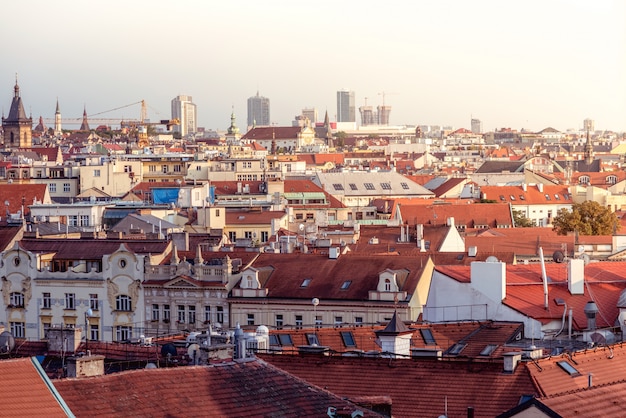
475, 160, 526, 173
397, 201, 513, 228
283, 179, 346, 208
241, 126, 303, 140
480, 184, 572, 205
53, 358, 382, 417
0, 184, 51, 216
0, 357, 70, 417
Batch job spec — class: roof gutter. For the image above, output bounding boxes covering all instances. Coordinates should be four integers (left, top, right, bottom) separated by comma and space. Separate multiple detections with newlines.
30, 356, 76, 417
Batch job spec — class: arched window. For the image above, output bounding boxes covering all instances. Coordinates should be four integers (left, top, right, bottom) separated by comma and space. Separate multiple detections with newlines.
384, 278, 392, 291
578, 175, 590, 185
246, 276, 254, 288
607, 175, 617, 185
115, 295, 132, 311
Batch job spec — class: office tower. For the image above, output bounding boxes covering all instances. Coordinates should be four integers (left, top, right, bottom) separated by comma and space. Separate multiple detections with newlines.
171, 95, 197, 137
247, 91, 270, 127
336, 90, 355, 123
377, 105, 392, 125
471, 118, 482, 134
302, 107, 318, 125
583, 118, 595, 132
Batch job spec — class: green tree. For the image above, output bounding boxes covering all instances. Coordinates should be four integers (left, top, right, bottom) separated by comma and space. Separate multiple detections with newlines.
513, 209, 533, 227
552, 200, 620, 236
334, 131, 347, 148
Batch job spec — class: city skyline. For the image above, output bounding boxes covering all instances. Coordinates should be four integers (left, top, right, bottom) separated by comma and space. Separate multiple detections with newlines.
1, 1, 624, 133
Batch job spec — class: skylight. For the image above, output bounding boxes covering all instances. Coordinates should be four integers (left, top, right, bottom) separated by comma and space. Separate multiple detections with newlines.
545, 194, 551, 200
519, 195, 526, 200
364, 183, 375, 190
448, 343, 467, 355
420, 329, 436, 345
479, 344, 498, 356
499, 195, 505, 201
332, 183, 344, 191
349, 183, 358, 190
400, 182, 410, 190
278, 334, 293, 346
340, 280, 352, 290
306, 333, 320, 346
380, 182, 391, 190
340, 331, 356, 347
300, 278, 312, 288
510, 195, 516, 201
557, 360, 580, 376
554, 194, 560, 200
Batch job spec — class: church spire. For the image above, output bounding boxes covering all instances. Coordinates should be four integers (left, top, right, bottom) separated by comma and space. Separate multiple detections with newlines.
584, 128, 593, 165
79, 105, 90, 131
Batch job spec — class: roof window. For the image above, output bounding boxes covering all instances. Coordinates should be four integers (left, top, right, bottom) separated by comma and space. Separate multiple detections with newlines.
420, 329, 436, 345
557, 360, 580, 376
400, 182, 410, 190
544, 194, 551, 200
448, 343, 467, 355
479, 344, 498, 356
300, 278, 312, 288
519, 195, 526, 200
306, 333, 320, 346
340, 331, 356, 348
332, 183, 344, 191
340, 280, 351, 290
554, 194, 560, 200
349, 183, 358, 190
510, 195, 516, 201
364, 183, 375, 190
380, 182, 391, 190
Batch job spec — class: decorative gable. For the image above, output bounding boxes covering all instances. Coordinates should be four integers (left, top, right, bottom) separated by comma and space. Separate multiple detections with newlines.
164, 276, 198, 288
231, 267, 269, 298
377, 269, 400, 292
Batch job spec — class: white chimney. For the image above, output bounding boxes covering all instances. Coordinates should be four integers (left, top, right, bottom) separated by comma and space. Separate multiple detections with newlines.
503, 352, 522, 373
522, 183, 527, 192
568, 258, 585, 295
470, 261, 506, 302
447, 217, 455, 227
537, 183, 544, 192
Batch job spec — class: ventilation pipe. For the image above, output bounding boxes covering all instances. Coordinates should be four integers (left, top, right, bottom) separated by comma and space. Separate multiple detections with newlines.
584, 301, 599, 331
539, 247, 549, 309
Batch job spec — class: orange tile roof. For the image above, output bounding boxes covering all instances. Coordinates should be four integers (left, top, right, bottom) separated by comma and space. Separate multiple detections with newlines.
464, 227, 576, 257
398, 202, 513, 228
479, 184, 572, 205
53, 359, 382, 417
225, 210, 286, 225
539, 379, 626, 417
0, 183, 49, 216
241, 126, 303, 140
0, 357, 68, 417
260, 354, 537, 417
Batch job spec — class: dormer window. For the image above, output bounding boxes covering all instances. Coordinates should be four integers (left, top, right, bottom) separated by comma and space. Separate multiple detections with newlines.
578, 175, 590, 185
384, 278, 391, 291
607, 175, 617, 185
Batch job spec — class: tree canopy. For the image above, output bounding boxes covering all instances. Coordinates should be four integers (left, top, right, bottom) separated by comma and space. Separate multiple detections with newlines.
513, 209, 533, 227
552, 200, 620, 236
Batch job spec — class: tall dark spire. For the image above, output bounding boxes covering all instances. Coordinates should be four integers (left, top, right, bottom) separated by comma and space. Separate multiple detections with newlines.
79, 105, 90, 131
584, 128, 593, 165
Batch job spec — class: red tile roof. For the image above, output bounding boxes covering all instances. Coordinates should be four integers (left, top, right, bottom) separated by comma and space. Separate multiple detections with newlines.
241, 126, 303, 140
260, 354, 537, 417
0, 184, 50, 216
19, 238, 170, 259
479, 184, 572, 205
53, 358, 382, 417
397, 201, 513, 228
0, 357, 69, 417
225, 210, 286, 225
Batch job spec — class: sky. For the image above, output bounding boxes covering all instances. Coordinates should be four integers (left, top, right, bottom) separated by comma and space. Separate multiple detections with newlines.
1, 0, 625, 133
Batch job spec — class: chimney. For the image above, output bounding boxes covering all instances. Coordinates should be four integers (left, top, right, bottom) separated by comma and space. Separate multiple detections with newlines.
66, 355, 105, 378
447, 217, 455, 227
568, 258, 585, 295
584, 301, 599, 330
537, 183, 544, 192
522, 183, 527, 192
470, 261, 506, 302
503, 352, 522, 373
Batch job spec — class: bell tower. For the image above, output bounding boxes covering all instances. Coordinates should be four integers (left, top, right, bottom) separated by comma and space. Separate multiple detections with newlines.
2, 75, 33, 149
2, 75, 32, 149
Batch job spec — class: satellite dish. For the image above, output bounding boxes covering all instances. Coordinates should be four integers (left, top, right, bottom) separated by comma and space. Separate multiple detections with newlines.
486, 256, 499, 263
553, 251, 565, 263
0, 331, 15, 354
590, 332, 607, 344
160, 343, 177, 357
187, 343, 200, 360
312, 298, 320, 307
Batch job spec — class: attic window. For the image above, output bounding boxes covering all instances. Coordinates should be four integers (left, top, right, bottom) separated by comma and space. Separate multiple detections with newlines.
340, 280, 352, 290
400, 182, 409, 190
300, 278, 312, 288
510, 195, 516, 201
364, 183, 375, 190
332, 183, 344, 191
340, 331, 356, 348
554, 194, 560, 200
349, 183, 358, 191
380, 182, 391, 190
519, 195, 526, 200
420, 329, 436, 345
306, 333, 320, 345
557, 360, 580, 376
278, 334, 293, 346
448, 343, 467, 355
479, 344, 498, 356
544, 194, 551, 201
499, 195, 505, 201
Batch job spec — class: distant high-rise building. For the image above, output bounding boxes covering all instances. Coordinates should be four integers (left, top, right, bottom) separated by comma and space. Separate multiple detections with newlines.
377, 105, 392, 126
337, 90, 355, 123
171, 95, 197, 137
359, 97, 375, 126
583, 118, 595, 132
301, 107, 318, 125
247, 91, 270, 127
471, 118, 482, 134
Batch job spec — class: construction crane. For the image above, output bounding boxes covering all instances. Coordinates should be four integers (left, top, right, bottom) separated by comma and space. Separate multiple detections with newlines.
378, 91, 399, 107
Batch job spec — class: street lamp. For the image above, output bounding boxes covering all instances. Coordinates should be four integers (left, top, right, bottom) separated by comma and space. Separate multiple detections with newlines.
312, 298, 320, 329
84, 308, 93, 352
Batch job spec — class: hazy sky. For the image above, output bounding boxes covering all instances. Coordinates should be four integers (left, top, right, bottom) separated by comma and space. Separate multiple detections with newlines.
1, 0, 624, 133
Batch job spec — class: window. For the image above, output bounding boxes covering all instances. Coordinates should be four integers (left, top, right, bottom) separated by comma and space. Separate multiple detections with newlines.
115, 295, 132, 312
89, 294, 99, 310
557, 360, 580, 376
400, 182, 409, 190
349, 183, 358, 191
579, 175, 590, 185
554, 194, 560, 200
340, 331, 356, 348
244, 231, 253, 239
261, 231, 268, 242
278, 334, 293, 346
295, 315, 303, 329
479, 344, 498, 356
510, 195, 516, 201
80, 215, 89, 227
43, 322, 52, 338
161, 165, 168, 173
10, 322, 24, 338
384, 278, 391, 291
216, 306, 224, 325
315, 315, 322, 327
301, 278, 312, 288
68, 215, 78, 227
49, 183, 57, 193
90, 324, 99, 341
188, 306, 196, 324
519, 194, 526, 200
247, 313, 255, 326
306, 333, 320, 345
420, 329, 436, 345
116, 325, 132, 342
544, 194, 551, 201
355, 317, 363, 327
173, 164, 182, 172
332, 183, 344, 191
10, 292, 24, 308
204, 306, 211, 323
340, 280, 351, 290
448, 343, 467, 355
607, 175, 618, 185
163, 305, 170, 321
228, 231, 236, 241
499, 195, 505, 201
152, 304, 160, 321
364, 183, 375, 190
42, 293, 51, 309
65, 293, 75, 310
276, 314, 284, 330
177, 305, 185, 323
149, 165, 156, 172
380, 182, 391, 190
93, 169, 100, 177
63, 183, 70, 192
335, 316, 343, 326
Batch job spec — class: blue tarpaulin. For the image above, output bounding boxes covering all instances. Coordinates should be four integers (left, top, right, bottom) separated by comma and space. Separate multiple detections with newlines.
152, 188, 180, 204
